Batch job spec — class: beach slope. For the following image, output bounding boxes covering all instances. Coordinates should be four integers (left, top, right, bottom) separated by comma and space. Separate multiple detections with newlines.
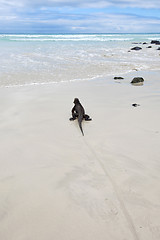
0, 71, 160, 240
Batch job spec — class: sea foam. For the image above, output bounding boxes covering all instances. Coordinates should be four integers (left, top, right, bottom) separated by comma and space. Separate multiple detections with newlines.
0, 33, 160, 87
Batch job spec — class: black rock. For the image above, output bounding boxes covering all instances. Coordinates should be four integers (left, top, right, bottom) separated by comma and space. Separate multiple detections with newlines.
147, 46, 152, 48
131, 77, 144, 84
151, 40, 160, 45
131, 47, 142, 51
143, 42, 147, 44
157, 47, 160, 50
151, 40, 157, 44
132, 103, 140, 107
114, 77, 124, 80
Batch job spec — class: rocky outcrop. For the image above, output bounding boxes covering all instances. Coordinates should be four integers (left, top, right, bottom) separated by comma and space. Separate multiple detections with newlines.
131, 77, 144, 85
151, 40, 160, 45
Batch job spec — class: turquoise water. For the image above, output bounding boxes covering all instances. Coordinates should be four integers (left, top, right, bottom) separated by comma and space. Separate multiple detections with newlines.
1, 33, 160, 42
0, 33, 160, 86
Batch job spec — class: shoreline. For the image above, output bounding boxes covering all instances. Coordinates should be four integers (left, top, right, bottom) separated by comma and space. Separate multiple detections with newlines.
1, 33, 160, 88
1, 68, 160, 89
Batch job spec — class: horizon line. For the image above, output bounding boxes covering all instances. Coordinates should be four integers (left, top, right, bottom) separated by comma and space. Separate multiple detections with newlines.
0, 32, 160, 35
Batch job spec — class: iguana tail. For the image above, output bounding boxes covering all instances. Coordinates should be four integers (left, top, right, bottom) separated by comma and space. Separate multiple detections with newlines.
78, 117, 84, 136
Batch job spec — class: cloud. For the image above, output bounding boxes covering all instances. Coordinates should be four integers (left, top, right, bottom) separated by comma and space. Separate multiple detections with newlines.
0, 0, 160, 33
1, 0, 160, 9
2, 12, 159, 33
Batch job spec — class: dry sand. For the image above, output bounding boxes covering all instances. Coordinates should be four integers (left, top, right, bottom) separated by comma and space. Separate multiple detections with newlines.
0, 70, 160, 240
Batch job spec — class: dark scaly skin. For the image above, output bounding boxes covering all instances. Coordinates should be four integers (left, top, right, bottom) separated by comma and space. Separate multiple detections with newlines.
69, 98, 92, 136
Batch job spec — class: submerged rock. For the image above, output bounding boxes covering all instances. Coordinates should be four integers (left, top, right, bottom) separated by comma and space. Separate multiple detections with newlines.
147, 46, 152, 48
131, 77, 144, 85
131, 47, 142, 51
157, 47, 160, 50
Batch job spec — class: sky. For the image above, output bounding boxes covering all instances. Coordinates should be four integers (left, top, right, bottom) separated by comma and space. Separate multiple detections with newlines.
0, 0, 160, 33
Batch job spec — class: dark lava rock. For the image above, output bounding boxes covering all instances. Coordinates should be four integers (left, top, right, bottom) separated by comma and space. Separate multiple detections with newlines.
131, 77, 144, 84
114, 77, 124, 80
157, 47, 160, 50
131, 47, 142, 51
143, 42, 147, 44
132, 103, 140, 107
147, 46, 152, 48
151, 40, 160, 45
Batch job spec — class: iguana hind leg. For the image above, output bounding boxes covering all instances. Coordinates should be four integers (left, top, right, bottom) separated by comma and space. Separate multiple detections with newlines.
84, 114, 92, 121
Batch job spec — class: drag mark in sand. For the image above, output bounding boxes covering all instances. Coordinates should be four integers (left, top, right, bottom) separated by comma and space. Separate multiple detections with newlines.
83, 138, 140, 240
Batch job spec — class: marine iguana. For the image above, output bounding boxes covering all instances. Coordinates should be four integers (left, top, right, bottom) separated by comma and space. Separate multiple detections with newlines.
69, 98, 92, 136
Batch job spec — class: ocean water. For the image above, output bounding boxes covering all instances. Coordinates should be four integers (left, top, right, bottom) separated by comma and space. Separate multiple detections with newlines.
0, 33, 160, 87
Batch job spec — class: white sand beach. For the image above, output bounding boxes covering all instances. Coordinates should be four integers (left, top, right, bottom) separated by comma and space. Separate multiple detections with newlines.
0, 70, 160, 240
